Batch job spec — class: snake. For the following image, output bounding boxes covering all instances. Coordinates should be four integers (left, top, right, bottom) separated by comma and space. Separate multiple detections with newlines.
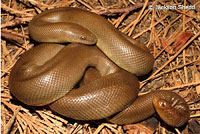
9, 7, 190, 127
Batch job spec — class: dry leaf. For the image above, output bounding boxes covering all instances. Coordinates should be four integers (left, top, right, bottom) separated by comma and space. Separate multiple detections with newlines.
161, 32, 193, 54
173, 32, 193, 51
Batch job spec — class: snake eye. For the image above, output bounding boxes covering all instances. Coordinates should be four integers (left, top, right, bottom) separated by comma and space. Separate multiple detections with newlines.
160, 101, 167, 108
79, 35, 86, 40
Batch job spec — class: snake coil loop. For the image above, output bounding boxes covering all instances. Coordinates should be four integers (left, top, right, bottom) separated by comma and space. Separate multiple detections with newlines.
9, 7, 190, 127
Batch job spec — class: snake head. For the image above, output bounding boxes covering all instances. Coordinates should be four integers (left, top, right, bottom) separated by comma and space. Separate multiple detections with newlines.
153, 97, 190, 127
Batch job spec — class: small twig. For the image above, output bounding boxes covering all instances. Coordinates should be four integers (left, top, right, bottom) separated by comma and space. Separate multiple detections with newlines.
141, 58, 200, 84
175, 128, 182, 134
93, 123, 105, 134
76, 0, 94, 10
4, 107, 21, 134
190, 113, 200, 118
1, 31, 24, 44
140, 30, 200, 89
184, 0, 200, 11
68, 123, 79, 134
1, 3, 33, 16
163, 81, 200, 90
1, 29, 29, 39
26, 0, 56, 9
190, 107, 200, 110
131, 14, 169, 39
128, 0, 149, 36
1, 21, 25, 28
94, 2, 153, 15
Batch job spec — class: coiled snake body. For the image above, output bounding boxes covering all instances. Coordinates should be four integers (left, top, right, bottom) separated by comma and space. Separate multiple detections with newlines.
9, 7, 190, 127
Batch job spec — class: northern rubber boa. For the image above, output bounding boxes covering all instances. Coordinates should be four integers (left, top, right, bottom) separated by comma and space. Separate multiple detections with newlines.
9, 7, 190, 127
